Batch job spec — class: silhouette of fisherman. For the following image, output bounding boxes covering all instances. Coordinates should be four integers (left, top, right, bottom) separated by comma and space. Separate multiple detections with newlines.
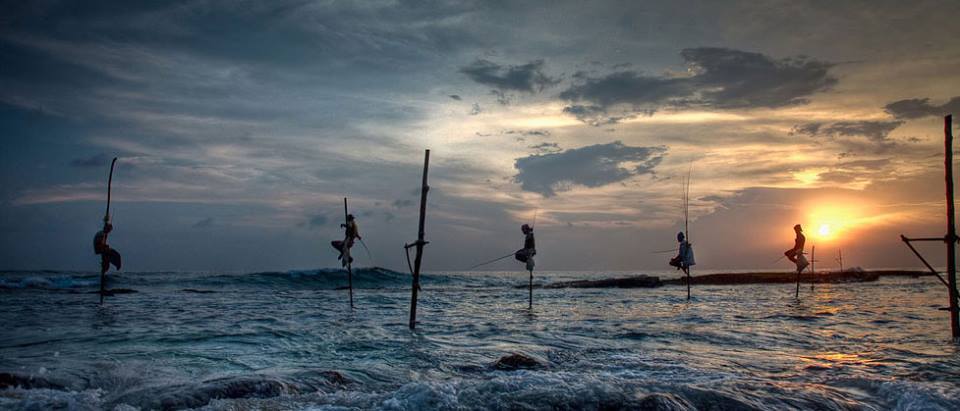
669, 232, 695, 271
514, 224, 536, 271
331, 214, 361, 266
784, 224, 809, 271
93, 222, 121, 288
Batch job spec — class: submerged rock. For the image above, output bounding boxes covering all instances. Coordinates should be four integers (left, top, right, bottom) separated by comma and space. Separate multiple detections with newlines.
636, 393, 694, 410
494, 353, 543, 370
0, 372, 65, 390
88, 288, 138, 295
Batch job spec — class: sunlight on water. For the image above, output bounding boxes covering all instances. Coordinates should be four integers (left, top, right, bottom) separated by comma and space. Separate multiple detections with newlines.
1, 269, 958, 410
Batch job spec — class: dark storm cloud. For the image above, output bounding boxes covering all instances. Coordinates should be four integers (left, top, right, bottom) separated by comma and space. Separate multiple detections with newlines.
560, 48, 836, 124
792, 120, 904, 142
529, 142, 561, 153
513, 141, 667, 196
192, 217, 215, 229
884, 97, 960, 119
460, 59, 559, 93
449, 94, 462, 100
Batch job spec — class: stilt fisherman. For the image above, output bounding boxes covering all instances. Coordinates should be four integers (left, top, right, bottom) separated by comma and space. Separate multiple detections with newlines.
514, 223, 536, 271
93, 221, 121, 289
332, 214, 361, 267
784, 224, 809, 272
669, 231, 695, 272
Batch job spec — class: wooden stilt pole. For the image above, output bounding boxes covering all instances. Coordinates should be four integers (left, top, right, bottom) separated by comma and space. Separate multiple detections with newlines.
408, 150, 431, 329
528, 269, 533, 309
795, 267, 800, 299
100, 157, 118, 304
944, 115, 959, 340
810, 245, 816, 291
838, 249, 843, 273
344, 197, 353, 308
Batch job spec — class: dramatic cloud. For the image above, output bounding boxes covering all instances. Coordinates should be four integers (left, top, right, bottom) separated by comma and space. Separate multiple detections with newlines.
884, 97, 960, 119
529, 142, 561, 153
513, 141, 666, 196
449, 94, 462, 101
460, 59, 559, 93
561, 48, 836, 124
792, 120, 904, 142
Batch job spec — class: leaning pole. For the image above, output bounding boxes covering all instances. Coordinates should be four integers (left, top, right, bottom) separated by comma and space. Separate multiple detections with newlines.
100, 157, 118, 304
407, 149, 431, 329
344, 197, 353, 308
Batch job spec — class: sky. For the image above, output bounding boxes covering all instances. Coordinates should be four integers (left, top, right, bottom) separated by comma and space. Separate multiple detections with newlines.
2, 0, 960, 272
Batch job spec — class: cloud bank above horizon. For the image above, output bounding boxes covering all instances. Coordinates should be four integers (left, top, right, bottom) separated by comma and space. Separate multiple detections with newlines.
2, 0, 959, 272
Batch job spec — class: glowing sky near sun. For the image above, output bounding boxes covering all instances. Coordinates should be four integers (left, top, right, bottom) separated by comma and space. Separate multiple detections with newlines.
1, 1, 958, 271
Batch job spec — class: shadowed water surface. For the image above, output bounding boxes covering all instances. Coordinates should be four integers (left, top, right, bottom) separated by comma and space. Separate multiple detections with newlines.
1, 269, 958, 410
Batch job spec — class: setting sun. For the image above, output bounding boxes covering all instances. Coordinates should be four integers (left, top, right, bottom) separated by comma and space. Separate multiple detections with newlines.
817, 224, 833, 239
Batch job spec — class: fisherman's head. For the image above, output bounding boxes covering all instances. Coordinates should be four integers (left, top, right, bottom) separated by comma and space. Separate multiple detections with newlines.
104, 223, 113, 233
794, 224, 802, 233
677, 231, 685, 242
521, 223, 532, 234
347, 214, 355, 221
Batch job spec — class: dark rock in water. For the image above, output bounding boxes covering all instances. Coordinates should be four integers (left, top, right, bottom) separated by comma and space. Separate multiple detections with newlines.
524, 275, 662, 289
636, 393, 694, 410
318, 370, 349, 385
0, 372, 65, 390
181, 288, 216, 294
89, 288, 138, 295
494, 353, 543, 370
111, 376, 295, 410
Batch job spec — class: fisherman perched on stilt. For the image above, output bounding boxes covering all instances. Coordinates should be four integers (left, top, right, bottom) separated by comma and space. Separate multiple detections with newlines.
784, 224, 809, 272
669, 231, 695, 273
331, 214, 361, 267
94, 221, 121, 293
514, 224, 536, 271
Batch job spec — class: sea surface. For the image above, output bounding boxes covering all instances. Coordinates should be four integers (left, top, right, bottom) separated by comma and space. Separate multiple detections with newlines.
1, 268, 959, 410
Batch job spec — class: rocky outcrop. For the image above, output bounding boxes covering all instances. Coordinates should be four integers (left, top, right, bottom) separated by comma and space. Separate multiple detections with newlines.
494, 353, 543, 370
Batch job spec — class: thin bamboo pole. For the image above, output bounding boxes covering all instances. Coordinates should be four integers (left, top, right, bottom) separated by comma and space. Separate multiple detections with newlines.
944, 115, 959, 339
344, 197, 353, 308
408, 150, 430, 329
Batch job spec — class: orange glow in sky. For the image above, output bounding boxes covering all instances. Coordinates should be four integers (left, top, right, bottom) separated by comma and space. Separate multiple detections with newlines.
806, 204, 863, 243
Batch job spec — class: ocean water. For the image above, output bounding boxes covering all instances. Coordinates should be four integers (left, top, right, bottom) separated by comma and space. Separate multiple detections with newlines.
1, 268, 958, 410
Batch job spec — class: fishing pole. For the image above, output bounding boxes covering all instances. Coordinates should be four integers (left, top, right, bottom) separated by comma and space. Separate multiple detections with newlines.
650, 248, 677, 254
465, 252, 516, 270
358, 238, 375, 265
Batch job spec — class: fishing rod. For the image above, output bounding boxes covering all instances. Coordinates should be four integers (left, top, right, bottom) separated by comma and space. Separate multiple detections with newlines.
465, 251, 516, 270
358, 238, 375, 265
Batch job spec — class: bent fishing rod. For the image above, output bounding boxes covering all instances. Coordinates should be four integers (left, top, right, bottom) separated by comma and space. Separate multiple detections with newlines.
358, 238, 376, 265
464, 251, 516, 271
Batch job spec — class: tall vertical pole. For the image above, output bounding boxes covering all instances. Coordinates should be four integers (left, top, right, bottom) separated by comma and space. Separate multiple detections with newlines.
810, 245, 816, 291
344, 197, 353, 308
944, 115, 959, 340
838, 249, 843, 273
100, 157, 118, 304
409, 150, 430, 329
528, 269, 533, 309
795, 267, 801, 299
